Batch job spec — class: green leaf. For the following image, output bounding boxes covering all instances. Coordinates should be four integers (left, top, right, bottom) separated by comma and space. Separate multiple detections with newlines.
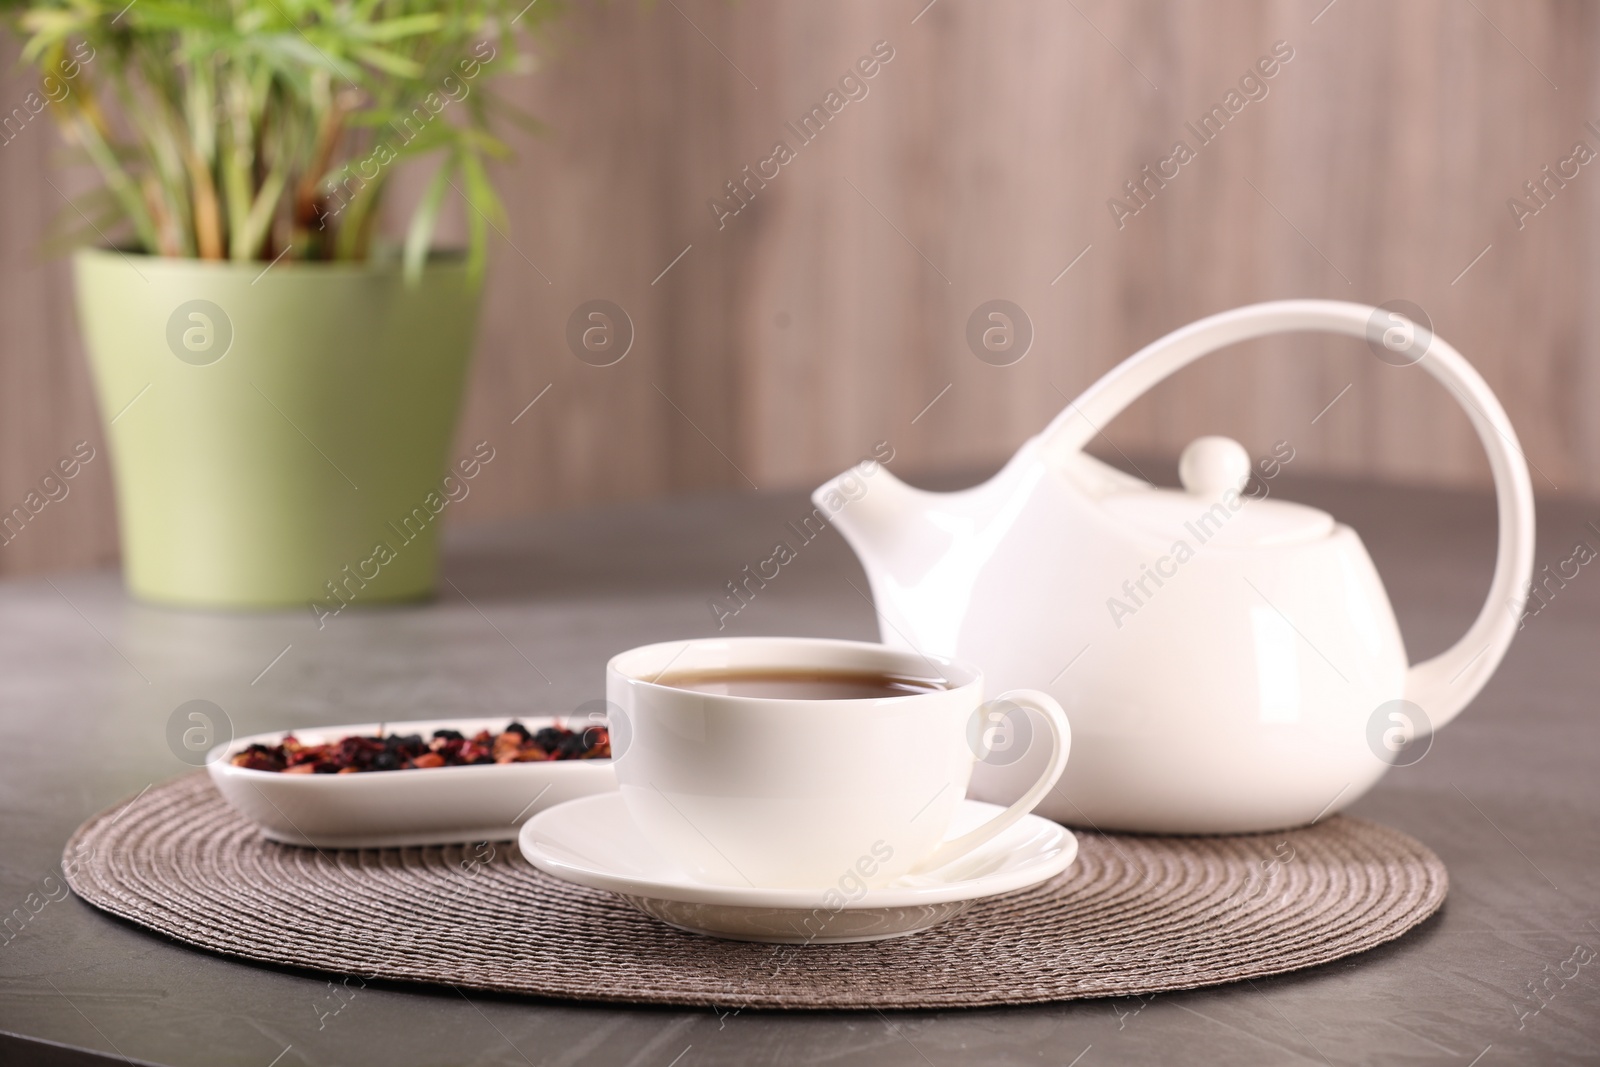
356, 13, 444, 41
457, 148, 503, 285
403, 156, 455, 285
351, 44, 423, 79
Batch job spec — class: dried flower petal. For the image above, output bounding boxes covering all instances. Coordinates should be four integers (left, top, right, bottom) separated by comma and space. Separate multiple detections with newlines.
236, 722, 609, 773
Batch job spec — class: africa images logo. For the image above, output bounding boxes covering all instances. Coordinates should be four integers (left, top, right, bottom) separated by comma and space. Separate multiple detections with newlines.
1365, 699, 1432, 768
166, 299, 234, 365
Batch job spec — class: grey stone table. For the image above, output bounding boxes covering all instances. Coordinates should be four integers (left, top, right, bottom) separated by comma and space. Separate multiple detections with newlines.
2, 471, 1597, 1066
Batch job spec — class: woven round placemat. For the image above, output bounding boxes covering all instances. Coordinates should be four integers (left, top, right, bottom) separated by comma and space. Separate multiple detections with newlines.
63, 774, 1446, 1010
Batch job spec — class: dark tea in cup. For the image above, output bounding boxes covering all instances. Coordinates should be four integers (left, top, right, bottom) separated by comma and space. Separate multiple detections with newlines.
653, 667, 948, 700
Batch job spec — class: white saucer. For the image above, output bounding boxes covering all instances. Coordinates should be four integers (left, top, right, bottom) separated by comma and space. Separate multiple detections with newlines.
519, 793, 1077, 943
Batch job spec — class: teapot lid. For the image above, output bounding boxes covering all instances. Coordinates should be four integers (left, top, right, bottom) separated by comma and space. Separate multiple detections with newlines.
1096, 437, 1334, 549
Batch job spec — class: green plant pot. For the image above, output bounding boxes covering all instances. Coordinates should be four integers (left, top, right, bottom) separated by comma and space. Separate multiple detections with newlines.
74, 249, 482, 610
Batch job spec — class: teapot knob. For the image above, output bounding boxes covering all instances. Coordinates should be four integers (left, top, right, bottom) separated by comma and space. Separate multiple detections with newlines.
1179, 436, 1252, 496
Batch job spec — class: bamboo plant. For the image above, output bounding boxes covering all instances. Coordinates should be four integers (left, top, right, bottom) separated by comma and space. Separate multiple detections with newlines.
2, 0, 557, 280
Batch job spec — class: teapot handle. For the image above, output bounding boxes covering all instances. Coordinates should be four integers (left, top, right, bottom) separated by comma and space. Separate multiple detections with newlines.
1038, 299, 1535, 730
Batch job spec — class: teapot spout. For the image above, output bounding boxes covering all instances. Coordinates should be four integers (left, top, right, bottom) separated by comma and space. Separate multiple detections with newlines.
812, 461, 926, 581
813, 461, 958, 652
813, 440, 1051, 657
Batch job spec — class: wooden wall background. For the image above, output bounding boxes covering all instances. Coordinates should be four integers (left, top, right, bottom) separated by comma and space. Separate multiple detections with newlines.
2, 0, 1596, 577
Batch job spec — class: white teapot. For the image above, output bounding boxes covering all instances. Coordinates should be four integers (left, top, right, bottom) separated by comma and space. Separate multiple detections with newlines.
816, 300, 1535, 833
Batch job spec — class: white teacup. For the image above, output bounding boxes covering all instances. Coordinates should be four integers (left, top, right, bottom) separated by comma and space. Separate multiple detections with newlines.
606, 637, 1070, 890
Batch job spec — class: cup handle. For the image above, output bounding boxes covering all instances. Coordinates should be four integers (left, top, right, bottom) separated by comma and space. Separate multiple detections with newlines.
912, 689, 1071, 873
